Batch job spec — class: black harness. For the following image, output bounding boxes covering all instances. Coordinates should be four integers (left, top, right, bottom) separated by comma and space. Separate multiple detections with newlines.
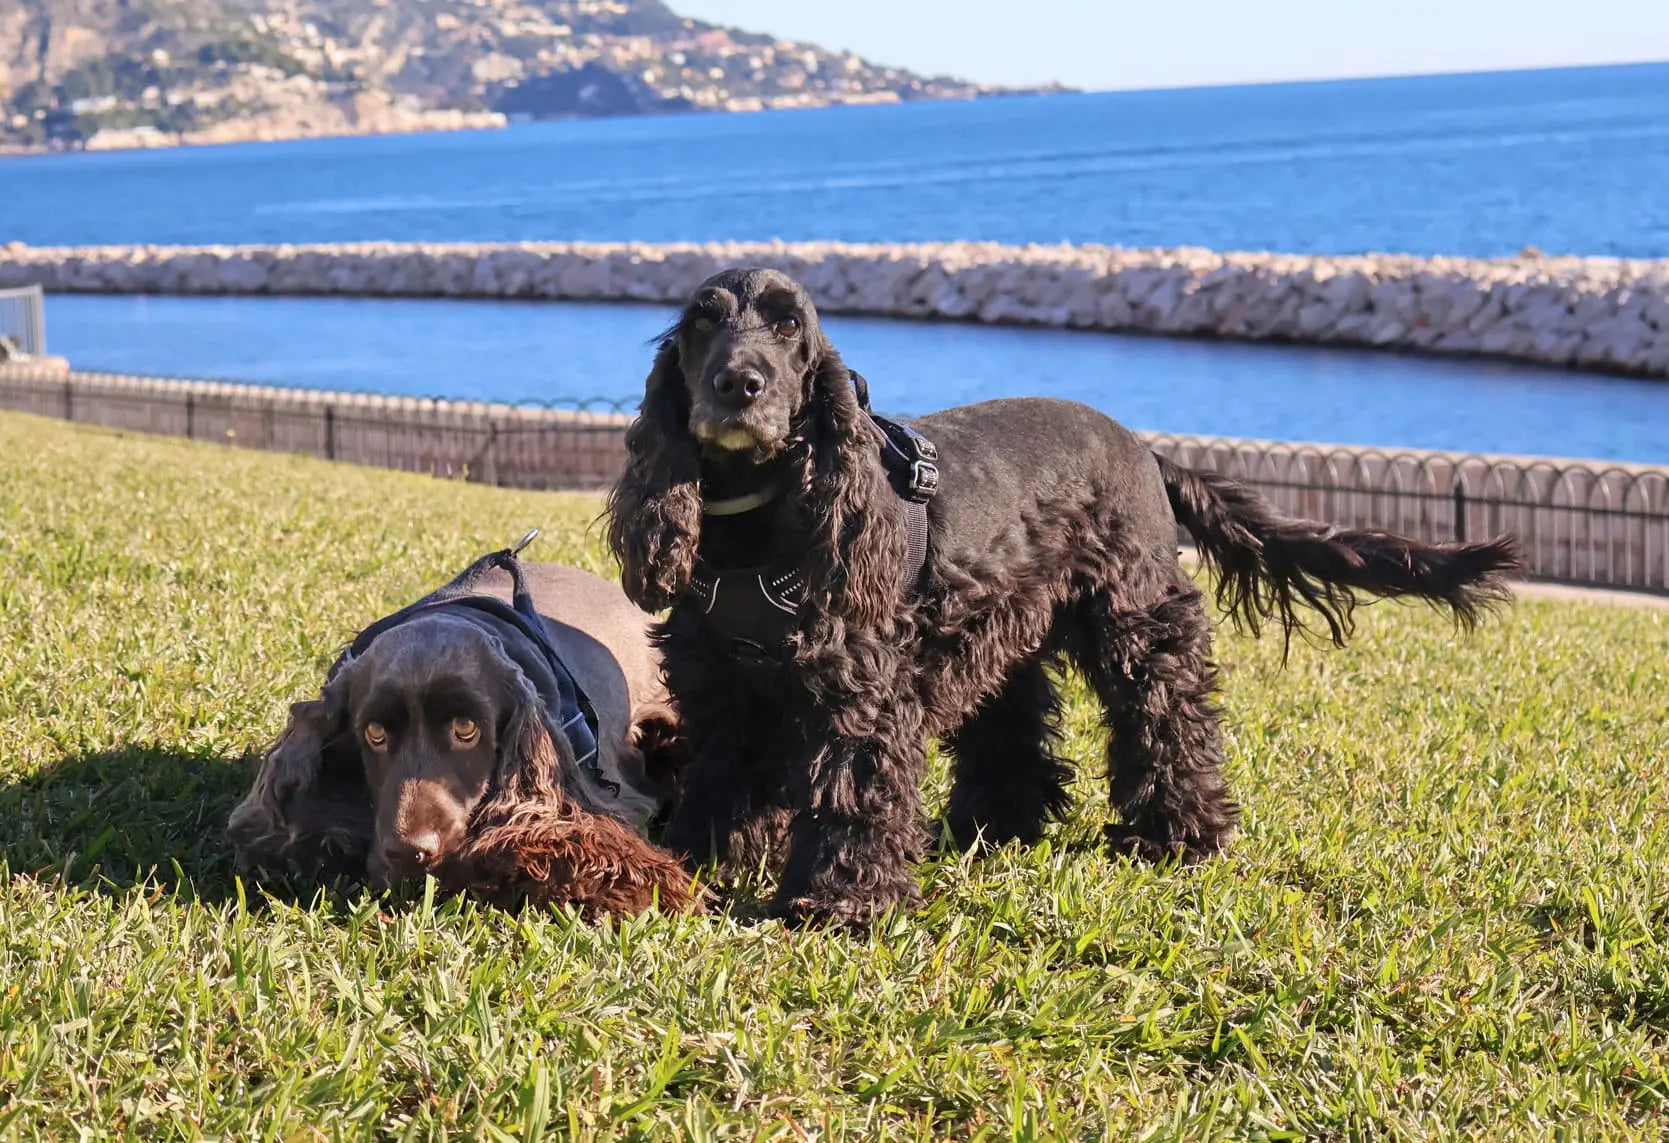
683, 372, 940, 677
330, 535, 612, 795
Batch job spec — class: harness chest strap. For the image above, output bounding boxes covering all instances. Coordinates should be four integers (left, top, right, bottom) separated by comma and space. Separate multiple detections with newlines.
686, 396, 939, 670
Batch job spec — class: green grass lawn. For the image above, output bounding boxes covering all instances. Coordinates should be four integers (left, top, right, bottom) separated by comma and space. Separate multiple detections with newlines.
1, 412, 1666, 1140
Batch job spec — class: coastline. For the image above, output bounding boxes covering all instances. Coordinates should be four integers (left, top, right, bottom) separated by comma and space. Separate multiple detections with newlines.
0, 111, 507, 160
0, 88, 1062, 160
5, 239, 1667, 379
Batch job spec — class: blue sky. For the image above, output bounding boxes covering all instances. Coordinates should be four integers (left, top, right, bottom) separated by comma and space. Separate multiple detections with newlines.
673, 0, 1669, 91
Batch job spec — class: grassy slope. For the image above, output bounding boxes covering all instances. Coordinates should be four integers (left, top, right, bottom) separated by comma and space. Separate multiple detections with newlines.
0, 411, 1666, 1140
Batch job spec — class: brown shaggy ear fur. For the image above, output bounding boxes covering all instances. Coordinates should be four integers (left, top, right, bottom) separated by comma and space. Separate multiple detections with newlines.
225, 671, 372, 881
435, 794, 705, 919
490, 673, 569, 805
796, 348, 907, 634
607, 339, 705, 613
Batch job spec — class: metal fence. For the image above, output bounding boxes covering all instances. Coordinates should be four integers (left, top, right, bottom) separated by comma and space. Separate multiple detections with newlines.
0, 366, 632, 490
1, 366, 1666, 594
1148, 434, 1669, 593
0, 285, 47, 356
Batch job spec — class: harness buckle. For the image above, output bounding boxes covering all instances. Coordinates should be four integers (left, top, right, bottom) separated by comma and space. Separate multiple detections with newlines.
870, 412, 941, 506
908, 459, 940, 503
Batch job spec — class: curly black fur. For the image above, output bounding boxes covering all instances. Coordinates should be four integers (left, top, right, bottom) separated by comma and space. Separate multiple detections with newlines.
607, 267, 1525, 928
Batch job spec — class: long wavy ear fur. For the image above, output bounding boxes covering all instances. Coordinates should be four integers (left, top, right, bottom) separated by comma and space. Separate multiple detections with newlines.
481, 666, 572, 810
607, 339, 703, 612
434, 804, 706, 919
796, 346, 906, 634
226, 668, 372, 882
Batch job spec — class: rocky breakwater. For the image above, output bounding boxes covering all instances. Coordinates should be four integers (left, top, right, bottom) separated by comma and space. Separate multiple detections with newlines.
4, 241, 1668, 377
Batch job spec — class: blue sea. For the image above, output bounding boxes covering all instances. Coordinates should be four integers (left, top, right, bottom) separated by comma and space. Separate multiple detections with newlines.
48, 294, 1669, 463
7, 62, 1669, 460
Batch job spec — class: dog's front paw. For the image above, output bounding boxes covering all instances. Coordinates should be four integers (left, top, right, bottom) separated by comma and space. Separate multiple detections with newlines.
1105, 823, 1220, 866
772, 817, 927, 930
771, 882, 920, 931
663, 807, 792, 883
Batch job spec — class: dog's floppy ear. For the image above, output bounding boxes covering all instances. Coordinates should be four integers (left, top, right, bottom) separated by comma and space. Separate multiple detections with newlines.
435, 803, 705, 919
477, 650, 610, 817
485, 665, 569, 808
607, 337, 704, 613
226, 665, 372, 882
797, 343, 907, 633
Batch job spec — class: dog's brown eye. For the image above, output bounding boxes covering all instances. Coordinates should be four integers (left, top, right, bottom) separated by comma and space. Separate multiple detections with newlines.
364, 723, 388, 750
452, 717, 479, 744
773, 316, 801, 339
692, 317, 714, 334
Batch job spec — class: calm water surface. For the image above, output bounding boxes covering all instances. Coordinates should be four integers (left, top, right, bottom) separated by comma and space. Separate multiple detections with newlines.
13, 63, 1669, 462
48, 294, 1669, 463
3, 64, 1667, 257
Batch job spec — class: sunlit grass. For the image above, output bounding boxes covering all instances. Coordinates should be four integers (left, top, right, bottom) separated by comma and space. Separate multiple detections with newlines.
1, 411, 1665, 1139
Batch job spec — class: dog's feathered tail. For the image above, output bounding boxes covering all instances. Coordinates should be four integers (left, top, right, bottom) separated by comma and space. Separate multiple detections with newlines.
1154, 453, 1523, 648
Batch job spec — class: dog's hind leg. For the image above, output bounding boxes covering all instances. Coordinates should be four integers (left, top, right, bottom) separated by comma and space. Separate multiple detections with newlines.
1068, 580, 1240, 864
940, 655, 1073, 850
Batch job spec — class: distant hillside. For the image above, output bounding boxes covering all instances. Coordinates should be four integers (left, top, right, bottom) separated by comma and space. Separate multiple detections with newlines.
0, 0, 1057, 152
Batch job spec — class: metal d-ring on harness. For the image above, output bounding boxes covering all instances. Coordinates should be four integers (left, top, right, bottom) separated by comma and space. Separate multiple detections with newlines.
684, 370, 941, 678
332, 529, 618, 798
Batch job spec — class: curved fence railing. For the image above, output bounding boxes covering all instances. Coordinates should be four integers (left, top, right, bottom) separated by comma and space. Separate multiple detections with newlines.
1145, 434, 1669, 592
0, 365, 634, 490
1, 365, 1665, 593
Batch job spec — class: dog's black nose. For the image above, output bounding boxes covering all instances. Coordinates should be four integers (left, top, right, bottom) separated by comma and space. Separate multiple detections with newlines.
381, 833, 441, 878
713, 367, 766, 406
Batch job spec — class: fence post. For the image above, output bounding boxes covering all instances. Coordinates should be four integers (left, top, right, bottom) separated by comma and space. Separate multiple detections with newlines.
0, 285, 47, 355
1453, 483, 1467, 542
185, 393, 195, 439
324, 405, 337, 461
481, 423, 500, 486
62, 380, 73, 422
31, 287, 45, 357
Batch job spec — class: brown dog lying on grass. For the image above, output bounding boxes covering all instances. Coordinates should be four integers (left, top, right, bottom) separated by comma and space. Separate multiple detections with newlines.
226, 542, 702, 919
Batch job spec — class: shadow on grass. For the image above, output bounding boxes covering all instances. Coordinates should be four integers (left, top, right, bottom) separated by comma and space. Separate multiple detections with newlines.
0, 744, 763, 923
0, 744, 258, 903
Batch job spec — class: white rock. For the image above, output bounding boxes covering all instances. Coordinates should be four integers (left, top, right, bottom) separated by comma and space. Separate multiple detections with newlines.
4, 240, 1667, 376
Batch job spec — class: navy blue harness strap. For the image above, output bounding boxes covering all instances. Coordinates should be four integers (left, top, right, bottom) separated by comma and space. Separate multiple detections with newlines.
852, 370, 938, 581
333, 547, 607, 792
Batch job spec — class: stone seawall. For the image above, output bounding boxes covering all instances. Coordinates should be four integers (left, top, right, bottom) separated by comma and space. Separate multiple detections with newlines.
4, 241, 1668, 378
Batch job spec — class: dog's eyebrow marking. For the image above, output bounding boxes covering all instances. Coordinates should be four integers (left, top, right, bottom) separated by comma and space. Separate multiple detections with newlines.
754, 287, 802, 315
416, 677, 491, 712
357, 690, 409, 733
689, 289, 735, 318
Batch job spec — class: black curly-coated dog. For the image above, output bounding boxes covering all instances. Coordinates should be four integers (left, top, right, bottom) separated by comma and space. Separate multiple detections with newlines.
606, 267, 1523, 928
